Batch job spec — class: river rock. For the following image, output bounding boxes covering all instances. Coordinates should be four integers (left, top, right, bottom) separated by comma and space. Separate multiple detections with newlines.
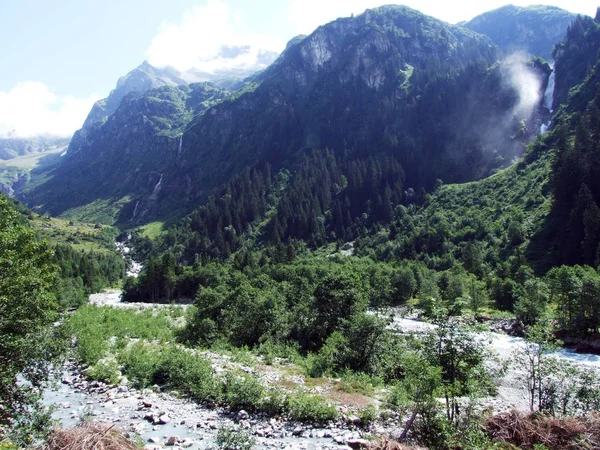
159, 414, 171, 424
237, 409, 249, 421
165, 435, 179, 446
348, 439, 371, 449
148, 436, 161, 444
347, 415, 361, 426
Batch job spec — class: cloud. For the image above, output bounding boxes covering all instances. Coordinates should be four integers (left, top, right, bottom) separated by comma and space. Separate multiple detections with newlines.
0, 81, 97, 138
146, 0, 283, 73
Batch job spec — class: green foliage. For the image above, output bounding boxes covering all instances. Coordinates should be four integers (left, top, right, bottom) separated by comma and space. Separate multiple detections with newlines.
0, 195, 60, 440
87, 357, 120, 384
513, 321, 561, 412
65, 305, 184, 365
216, 426, 256, 450
224, 374, 265, 411
286, 393, 338, 423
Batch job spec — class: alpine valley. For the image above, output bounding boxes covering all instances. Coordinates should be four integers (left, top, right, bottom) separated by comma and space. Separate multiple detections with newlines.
4, 4, 600, 450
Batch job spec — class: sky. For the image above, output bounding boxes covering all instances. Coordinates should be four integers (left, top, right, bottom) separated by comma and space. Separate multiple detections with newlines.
0, 0, 597, 137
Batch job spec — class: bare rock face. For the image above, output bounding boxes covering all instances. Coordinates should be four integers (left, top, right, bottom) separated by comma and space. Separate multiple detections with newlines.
301, 29, 334, 71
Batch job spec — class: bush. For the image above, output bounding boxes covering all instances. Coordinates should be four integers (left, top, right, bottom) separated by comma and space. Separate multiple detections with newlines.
40, 422, 141, 450
286, 393, 338, 423
224, 374, 265, 411
119, 342, 165, 388
358, 404, 377, 427
216, 426, 255, 450
259, 387, 288, 416
161, 347, 221, 403
86, 357, 120, 384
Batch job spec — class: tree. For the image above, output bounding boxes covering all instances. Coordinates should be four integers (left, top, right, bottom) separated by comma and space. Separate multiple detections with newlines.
311, 271, 368, 347
426, 311, 490, 424
513, 322, 560, 412
0, 196, 59, 439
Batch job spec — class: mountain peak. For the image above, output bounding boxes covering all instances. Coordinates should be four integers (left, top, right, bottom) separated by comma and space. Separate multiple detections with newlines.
464, 4, 577, 60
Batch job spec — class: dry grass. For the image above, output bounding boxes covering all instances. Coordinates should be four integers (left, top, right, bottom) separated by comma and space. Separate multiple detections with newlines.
486, 410, 600, 450
39, 423, 140, 450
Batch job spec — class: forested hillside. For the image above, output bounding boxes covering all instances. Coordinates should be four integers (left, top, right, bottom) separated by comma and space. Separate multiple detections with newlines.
121, 11, 600, 345
22, 6, 556, 226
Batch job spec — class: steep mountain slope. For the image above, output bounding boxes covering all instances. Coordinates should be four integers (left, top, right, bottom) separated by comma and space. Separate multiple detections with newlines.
463, 5, 577, 61
143, 11, 600, 271
67, 61, 192, 157
24, 5, 556, 226
22, 82, 229, 224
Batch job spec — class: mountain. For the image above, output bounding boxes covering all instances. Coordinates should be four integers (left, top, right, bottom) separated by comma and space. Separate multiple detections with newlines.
0, 136, 70, 197
0, 135, 69, 160
463, 5, 578, 61
179, 46, 279, 88
127, 9, 600, 305
23, 5, 557, 227
22, 82, 229, 224
68, 50, 279, 159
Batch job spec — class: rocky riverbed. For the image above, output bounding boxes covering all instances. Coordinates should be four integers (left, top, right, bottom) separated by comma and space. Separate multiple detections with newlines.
43, 360, 393, 450
44, 295, 600, 449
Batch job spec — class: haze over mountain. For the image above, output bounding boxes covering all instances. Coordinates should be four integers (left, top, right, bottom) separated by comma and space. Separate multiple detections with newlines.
463, 4, 577, 61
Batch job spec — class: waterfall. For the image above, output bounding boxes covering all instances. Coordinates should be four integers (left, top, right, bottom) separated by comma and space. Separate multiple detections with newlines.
540, 68, 555, 134
543, 70, 555, 112
153, 174, 163, 194
178, 135, 183, 155
150, 173, 163, 201
132, 201, 140, 219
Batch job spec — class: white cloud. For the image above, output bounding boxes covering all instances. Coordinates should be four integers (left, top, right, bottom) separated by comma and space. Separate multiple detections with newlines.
146, 0, 283, 73
0, 81, 97, 138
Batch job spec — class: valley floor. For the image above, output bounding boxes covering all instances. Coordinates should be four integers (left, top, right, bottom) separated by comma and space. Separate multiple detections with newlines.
43, 291, 600, 449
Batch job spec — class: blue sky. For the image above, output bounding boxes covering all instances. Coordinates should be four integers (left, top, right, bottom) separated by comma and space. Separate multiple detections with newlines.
0, 0, 597, 137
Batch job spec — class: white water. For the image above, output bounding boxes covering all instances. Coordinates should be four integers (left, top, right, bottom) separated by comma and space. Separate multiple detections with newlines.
152, 173, 163, 194
540, 68, 555, 134
543, 70, 555, 112
131, 200, 139, 220
115, 241, 143, 278
389, 317, 600, 369
178, 135, 183, 155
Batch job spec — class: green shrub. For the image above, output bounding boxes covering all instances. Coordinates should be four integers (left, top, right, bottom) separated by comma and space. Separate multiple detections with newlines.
336, 371, 382, 396
224, 374, 265, 411
259, 387, 288, 415
216, 426, 256, 450
358, 404, 377, 427
119, 342, 164, 388
286, 393, 338, 423
161, 347, 221, 403
66, 306, 182, 365
86, 357, 120, 384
